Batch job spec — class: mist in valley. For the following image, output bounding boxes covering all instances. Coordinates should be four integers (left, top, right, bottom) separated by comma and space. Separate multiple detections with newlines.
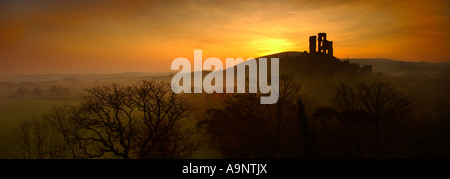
1, 52, 449, 159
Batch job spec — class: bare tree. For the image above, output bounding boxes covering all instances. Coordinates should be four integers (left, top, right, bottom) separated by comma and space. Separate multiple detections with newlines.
31, 87, 42, 99
46, 105, 92, 159
71, 83, 136, 158
15, 86, 30, 99
62, 80, 196, 159
200, 75, 303, 158
355, 81, 415, 123
130, 81, 195, 159
355, 81, 415, 158
331, 83, 357, 112
332, 81, 415, 121
6, 116, 68, 159
331, 81, 416, 158
48, 85, 70, 100
6, 80, 197, 159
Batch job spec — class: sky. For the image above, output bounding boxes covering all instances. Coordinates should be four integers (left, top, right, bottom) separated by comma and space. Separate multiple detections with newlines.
1, 0, 450, 75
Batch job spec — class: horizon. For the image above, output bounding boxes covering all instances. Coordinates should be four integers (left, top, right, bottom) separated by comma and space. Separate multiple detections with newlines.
2, 55, 450, 77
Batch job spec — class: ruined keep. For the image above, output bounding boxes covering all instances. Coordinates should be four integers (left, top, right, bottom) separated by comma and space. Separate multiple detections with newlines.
309, 33, 333, 56
309, 36, 317, 54
306, 32, 372, 76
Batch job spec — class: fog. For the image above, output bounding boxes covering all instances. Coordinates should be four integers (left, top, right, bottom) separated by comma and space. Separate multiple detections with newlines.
1, 53, 449, 158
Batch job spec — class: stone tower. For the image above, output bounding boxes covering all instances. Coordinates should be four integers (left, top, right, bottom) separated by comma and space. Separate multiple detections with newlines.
309, 33, 333, 56
309, 36, 317, 54
318, 33, 327, 53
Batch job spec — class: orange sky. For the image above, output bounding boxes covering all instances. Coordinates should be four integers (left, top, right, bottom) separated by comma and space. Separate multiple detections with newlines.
1, 0, 449, 75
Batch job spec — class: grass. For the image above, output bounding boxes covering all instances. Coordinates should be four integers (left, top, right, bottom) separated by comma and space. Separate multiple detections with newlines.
0, 99, 81, 158
0, 99, 81, 130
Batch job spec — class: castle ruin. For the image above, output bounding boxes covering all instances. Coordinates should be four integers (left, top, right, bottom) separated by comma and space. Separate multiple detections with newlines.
307, 32, 372, 76
309, 33, 333, 56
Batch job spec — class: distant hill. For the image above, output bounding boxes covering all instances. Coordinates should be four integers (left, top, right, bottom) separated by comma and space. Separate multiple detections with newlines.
347, 58, 450, 77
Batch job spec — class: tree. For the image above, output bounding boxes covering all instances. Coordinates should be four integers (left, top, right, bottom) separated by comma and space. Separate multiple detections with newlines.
331, 81, 416, 158
45, 105, 88, 159
6, 80, 197, 159
15, 86, 30, 99
62, 80, 196, 159
200, 75, 303, 158
331, 83, 356, 112
31, 87, 42, 99
298, 99, 313, 158
73, 83, 136, 158
129, 81, 195, 159
47, 85, 71, 100
6, 116, 68, 159
355, 81, 415, 158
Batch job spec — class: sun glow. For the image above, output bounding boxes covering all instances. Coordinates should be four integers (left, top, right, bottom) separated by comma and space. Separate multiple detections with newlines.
251, 38, 297, 57
0, 0, 449, 74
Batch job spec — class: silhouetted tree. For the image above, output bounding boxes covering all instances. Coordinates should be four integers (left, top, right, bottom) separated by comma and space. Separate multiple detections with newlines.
15, 86, 30, 99
48, 85, 70, 99
330, 81, 416, 158
6, 116, 68, 159
6, 80, 197, 159
298, 99, 313, 158
31, 87, 42, 99
72, 83, 136, 158
331, 83, 356, 112
200, 75, 303, 158
61, 80, 196, 159
129, 81, 196, 159
45, 105, 88, 158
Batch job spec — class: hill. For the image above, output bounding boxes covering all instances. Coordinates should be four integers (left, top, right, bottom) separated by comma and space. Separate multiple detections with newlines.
348, 58, 450, 78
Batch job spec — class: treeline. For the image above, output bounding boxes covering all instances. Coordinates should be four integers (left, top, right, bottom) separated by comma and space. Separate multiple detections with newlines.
14, 85, 78, 100
199, 75, 450, 158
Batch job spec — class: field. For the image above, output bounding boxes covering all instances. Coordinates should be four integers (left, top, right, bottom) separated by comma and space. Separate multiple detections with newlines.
0, 73, 225, 158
